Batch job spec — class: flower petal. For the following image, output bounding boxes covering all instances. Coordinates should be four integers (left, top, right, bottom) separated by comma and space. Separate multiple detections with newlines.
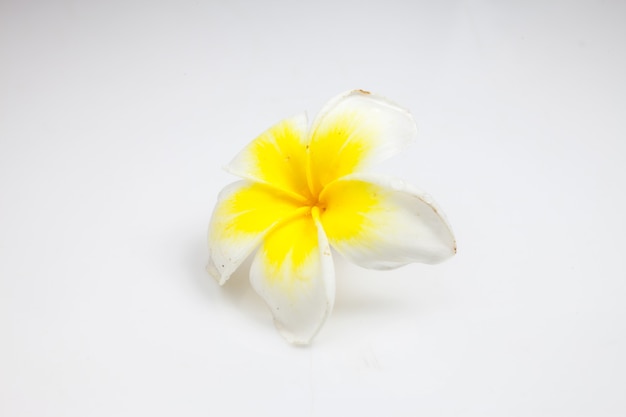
225, 113, 312, 202
307, 90, 417, 194
319, 173, 456, 269
249, 208, 334, 345
207, 180, 302, 285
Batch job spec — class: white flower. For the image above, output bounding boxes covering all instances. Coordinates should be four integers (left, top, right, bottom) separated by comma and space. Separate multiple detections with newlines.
207, 90, 456, 344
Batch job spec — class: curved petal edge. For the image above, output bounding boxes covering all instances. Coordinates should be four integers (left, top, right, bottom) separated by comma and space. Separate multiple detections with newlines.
207, 180, 302, 285
249, 210, 335, 345
320, 173, 456, 270
307, 89, 418, 191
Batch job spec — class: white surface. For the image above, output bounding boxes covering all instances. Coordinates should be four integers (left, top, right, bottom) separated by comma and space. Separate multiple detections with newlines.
1, 1, 625, 416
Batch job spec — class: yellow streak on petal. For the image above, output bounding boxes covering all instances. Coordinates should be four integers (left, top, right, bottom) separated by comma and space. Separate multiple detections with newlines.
261, 212, 319, 285
248, 117, 312, 200
309, 110, 377, 194
216, 183, 301, 237
319, 179, 380, 243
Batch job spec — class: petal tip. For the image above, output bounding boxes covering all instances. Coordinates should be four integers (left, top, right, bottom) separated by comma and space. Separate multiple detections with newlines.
274, 320, 319, 346
206, 257, 229, 285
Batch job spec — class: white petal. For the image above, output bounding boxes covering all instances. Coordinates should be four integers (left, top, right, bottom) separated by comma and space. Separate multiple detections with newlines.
207, 180, 302, 285
249, 209, 334, 345
307, 89, 417, 192
320, 173, 456, 270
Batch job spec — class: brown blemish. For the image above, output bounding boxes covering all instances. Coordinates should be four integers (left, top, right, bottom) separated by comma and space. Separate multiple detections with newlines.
357, 89, 371, 95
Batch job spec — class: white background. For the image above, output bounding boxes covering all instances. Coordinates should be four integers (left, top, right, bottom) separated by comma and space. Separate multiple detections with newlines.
2, 1, 625, 416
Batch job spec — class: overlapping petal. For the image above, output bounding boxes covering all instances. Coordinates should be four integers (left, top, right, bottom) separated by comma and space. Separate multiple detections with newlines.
319, 173, 456, 270
226, 113, 312, 201
307, 90, 417, 194
249, 208, 334, 345
207, 181, 302, 284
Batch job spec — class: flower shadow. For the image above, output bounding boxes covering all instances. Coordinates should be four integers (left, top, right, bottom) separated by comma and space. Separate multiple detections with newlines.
189, 238, 446, 334
186, 235, 268, 326
216, 254, 269, 323
330, 252, 447, 319
331, 257, 404, 317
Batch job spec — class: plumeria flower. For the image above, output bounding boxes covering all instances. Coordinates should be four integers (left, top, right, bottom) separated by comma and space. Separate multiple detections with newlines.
207, 90, 456, 344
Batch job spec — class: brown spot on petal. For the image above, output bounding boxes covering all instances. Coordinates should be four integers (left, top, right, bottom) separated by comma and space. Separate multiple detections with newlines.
357, 89, 371, 95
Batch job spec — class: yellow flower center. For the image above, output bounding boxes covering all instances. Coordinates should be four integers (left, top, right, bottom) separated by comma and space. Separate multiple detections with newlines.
219, 111, 382, 274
